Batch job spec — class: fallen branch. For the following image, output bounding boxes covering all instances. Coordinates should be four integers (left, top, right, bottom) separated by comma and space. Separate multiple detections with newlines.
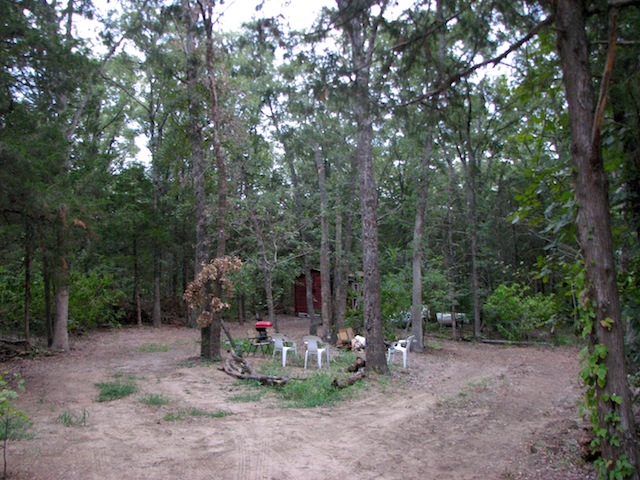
218, 351, 293, 386
479, 338, 552, 347
332, 369, 366, 389
0, 339, 31, 361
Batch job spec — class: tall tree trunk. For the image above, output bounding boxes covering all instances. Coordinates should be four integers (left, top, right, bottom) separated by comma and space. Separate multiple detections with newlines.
133, 236, 142, 327
151, 129, 162, 328
333, 157, 357, 331
444, 156, 459, 340
410, 133, 433, 353
315, 145, 333, 341
152, 252, 162, 327
553, 0, 638, 474
183, 0, 211, 347
304, 258, 318, 335
461, 154, 481, 338
262, 257, 277, 330
333, 207, 346, 332
200, 0, 228, 360
52, 285, 69, 351
336, 0, 389, 373
43, 249, 53, 347
51, 214, 70, 352
23, 221, 32, 348
458, 85, 482, 339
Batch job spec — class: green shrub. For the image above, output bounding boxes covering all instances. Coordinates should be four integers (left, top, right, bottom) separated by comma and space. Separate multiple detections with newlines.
0, 264, 46, 336
68, 268, 126, 332
279, 373, 344, 407
1, 372, 30, 479
482, 283, 556, 341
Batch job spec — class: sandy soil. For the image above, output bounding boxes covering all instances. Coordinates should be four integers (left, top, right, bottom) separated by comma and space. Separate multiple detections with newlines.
3, 315, 595, 480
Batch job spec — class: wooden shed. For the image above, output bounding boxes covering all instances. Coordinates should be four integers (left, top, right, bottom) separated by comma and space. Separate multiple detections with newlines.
294, 270, 322, 316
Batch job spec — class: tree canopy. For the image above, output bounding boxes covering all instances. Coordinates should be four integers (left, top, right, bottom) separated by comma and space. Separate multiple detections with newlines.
1, 0, 639, 475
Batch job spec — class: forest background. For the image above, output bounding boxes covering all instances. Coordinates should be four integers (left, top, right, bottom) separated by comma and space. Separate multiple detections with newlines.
1, 0, 639, 476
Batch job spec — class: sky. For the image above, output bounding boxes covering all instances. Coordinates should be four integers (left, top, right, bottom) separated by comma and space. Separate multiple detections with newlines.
219, 0, 332, 32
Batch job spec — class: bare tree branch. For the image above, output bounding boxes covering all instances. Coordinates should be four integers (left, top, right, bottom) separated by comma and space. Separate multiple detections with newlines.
591, 7, 618, 154
397, 15, 555, 108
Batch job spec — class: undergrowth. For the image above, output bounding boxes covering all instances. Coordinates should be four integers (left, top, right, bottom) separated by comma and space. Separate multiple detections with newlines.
163, 408, 231, 421
254, 350, 365, 408
95, 373, 137, 402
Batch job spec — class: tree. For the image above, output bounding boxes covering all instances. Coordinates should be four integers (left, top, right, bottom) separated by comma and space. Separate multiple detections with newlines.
335, 0, 389, 373
550, 0, 639, 475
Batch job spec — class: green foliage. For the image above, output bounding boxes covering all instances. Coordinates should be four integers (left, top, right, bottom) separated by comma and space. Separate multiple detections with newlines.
95, 375, 137, 402
0, 373, 26, 437
578, 288, 636, 480
1, 372, 29, 479
139, 394, 170, 406
482, 283, 556, 341
0, 263, 46, 336
163, 408, 231, 421
135, 344, 169, 353
279, 373, 346, 408
68, 269, 126, 333
380, 269, 412, 326
228, 391, 262, 403
57, 409, 89, 427
273, 352, 362, 408
188, 408, 231, 419
222, 338, 253, 356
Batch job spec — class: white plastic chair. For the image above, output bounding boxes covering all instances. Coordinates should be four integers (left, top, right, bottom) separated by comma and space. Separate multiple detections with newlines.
303, 335, 329, 369
271, 333, 297, 367
387, 335, 415, 368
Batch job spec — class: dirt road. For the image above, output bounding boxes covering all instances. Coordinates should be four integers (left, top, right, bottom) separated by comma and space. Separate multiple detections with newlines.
5, 316, 594, 479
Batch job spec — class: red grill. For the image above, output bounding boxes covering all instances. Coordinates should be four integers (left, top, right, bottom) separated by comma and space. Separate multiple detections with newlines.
255, 321, 273, 341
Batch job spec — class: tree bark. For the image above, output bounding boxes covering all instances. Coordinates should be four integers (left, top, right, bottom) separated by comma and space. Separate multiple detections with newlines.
552, 0, 638, 474
304, 259, 318, 335
315, 145, 333, 341
51, 285, 69, 351
201, 0, 228, 360
336, 0, 389, 373
410, 133, 432, 352
51, 214, 70, 352
333, 156, 357, 331
182, 0, 212, 352
23, 221, 32, 348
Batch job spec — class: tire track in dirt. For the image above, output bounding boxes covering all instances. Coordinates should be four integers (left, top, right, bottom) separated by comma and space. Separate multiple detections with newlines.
6, 320, 592, 480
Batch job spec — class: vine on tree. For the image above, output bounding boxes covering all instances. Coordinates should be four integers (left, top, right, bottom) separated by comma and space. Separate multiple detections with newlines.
183, 256, 242, 328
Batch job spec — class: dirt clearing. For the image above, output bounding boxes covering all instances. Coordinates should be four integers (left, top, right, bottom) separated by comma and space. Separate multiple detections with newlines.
4, 316, 594, 479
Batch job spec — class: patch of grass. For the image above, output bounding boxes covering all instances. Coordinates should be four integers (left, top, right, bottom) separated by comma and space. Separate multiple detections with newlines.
177, 358, 216, 368
162, 411, 186, 421
252, 349, 366, 408
95, 374, 137, 402
228, 391, 262, 403
188, 408, 231, 418
279, 372, 347, 408
57, 409, 89, 427
140, 394, 170, 406
136, 343, 169, 353
163, 408, 231, 421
